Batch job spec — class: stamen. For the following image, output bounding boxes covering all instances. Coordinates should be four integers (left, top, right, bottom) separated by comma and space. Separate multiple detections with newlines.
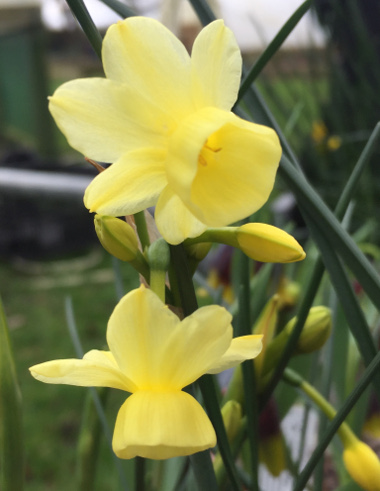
85, 157, 106, 173
204, 144, 222, 153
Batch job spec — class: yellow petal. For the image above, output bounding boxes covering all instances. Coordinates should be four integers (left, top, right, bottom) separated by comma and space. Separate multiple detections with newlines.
106, 286, 179, 389
112, 390, 216, 459
191, 20, 242, 111
102, 17, 193, 123
167, 107, 281, 226
237, 223, 306, 263
107, 286, 233, 390
29, 350, 136, 392
84, 148, 167, 216
155, 186, 207, 245
169, 305, 233, 387
207, 335, 263, 374
49, 78, 169, 162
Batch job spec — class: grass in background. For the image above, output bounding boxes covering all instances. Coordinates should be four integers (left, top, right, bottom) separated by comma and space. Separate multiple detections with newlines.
1, 251, 139, 490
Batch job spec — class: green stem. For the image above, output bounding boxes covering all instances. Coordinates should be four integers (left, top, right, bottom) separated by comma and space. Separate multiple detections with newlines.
169, 244, 241, 491
134, 211, 150, 251
149, 269, 166, 303
148, 239, 170, 303
235, 247, 259, 491
135, 457, 145, 491
283, 369, 355, 446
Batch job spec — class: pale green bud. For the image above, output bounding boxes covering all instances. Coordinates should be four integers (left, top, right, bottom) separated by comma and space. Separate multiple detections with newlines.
285, 306, 332, 355
221, 400, 243, 443
263, 306, 331, 375
94, 215, 139, 262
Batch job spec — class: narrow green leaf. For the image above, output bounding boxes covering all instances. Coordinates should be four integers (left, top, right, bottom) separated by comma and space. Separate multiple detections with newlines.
303, 212, 380, 397
335, 122, 380, 219
98, 0, 137, 18
187, 0, 217, 26
65, 0, 103, 59
238, 79, 380, 312
279, 153, 380, 312
260, 124, 380, 406
238, 0, 311, 101
237, 83, 302, 171
0, 295, 24, 491
294, 349, 380, 491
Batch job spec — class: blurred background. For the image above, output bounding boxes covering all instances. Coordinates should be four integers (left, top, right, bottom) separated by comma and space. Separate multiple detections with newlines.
1, 0, 379, 489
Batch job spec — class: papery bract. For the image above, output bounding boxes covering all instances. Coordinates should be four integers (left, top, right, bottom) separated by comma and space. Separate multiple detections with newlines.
49, 17, 281, 244
30, 286, 262, 460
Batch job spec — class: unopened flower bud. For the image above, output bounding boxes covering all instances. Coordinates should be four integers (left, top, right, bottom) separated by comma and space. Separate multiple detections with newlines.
263, 306, 331, 376
277, 279, 300, 310
285, 306, 332, 355
184, 224, 305, 264
343, 439, 380, 491
147, 238, 170, 272
221, 400, 243, 443
94, 215, 139, 261
236, 223, 305, 263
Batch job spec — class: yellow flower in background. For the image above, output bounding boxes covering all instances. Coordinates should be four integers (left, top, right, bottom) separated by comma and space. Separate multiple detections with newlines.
49, 17, 281, 245
30, 286, 262, 460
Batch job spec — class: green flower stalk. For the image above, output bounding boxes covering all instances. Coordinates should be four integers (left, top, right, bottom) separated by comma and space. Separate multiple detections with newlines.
94, 215, 149, 279
213, 401, 245, 484
147, 238, 170, 302
284, 368, 380, 491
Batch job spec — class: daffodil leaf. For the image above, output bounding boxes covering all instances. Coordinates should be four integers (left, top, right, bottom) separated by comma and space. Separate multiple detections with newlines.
237, 0, 312, 102
0, 296, 23, 491
260, 123, 380, 408
98, 0, 137, 19
65, 0, 103, 59
304, 211, 380, 397
188, 0, 217, 26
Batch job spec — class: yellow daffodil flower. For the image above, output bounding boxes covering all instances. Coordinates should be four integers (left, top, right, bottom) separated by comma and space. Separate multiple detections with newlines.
49, 17, 281, 245
29, 286, 262, 460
